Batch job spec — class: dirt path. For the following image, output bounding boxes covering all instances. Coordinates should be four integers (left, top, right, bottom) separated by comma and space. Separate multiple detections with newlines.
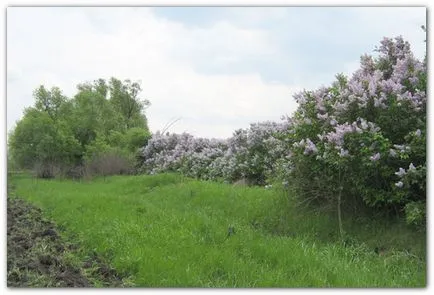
7, 195, 129, 287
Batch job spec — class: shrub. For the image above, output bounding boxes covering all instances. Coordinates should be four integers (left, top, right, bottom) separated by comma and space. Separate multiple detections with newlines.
85, 153, 133, 177
286, 36, 426, 226
33, 162, 58, 179
137, 120, 290, 184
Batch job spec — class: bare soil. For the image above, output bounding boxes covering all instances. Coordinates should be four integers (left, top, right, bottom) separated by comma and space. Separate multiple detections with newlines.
7, 193, 128, 287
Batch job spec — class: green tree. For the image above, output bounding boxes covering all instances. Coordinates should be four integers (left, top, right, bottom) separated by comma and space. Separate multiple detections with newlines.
9, 108, 81, 169
109, 78, 150, 130
68, 85, 122, 147
9, 77, 152, 178
33, 85, 67, 121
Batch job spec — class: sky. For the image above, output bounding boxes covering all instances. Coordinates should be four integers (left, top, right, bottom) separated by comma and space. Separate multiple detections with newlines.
6, 6, 427, 139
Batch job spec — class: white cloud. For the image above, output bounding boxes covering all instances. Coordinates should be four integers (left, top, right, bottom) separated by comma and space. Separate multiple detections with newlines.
7, 7, 299, 138
6, 7, 426, 139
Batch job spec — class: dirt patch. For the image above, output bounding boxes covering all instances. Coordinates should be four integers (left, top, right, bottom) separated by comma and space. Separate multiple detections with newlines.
7, 196, 130, 287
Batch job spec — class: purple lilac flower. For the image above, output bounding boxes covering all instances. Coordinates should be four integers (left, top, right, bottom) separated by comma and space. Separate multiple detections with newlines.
374, 96, 387, 108
350, 121, 363, 133
317, 113, 329, 120
370, 153, 381, 162
392, 55, 423, 83
325, 122, 360, 147
358, 93, 369, 108
380, 79, 403, 93
367, 122, 381, 132
333, 101, 349, 113
395, 167, 406, 177
393, 144, 405, 152
294, 92, 307, 105
348, 80, 364, 96
409, 76, 419, 85
377, 36, 411, 62
397, 91, 413, 102
359, 54, 376, 74
304, 138, 318, 155
368, 80, 377, 96
339, 149, 349, 157
358, 118, 369, 130
408, 163, 416, 171
395, 181, 404, 188
293, 139, 305, 148
415, 129, 421, 137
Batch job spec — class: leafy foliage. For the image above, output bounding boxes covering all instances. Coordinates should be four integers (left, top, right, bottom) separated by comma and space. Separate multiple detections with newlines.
8, 78, 151, 178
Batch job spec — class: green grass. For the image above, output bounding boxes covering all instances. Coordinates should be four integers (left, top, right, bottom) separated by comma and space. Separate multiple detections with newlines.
10, 173, 426, 287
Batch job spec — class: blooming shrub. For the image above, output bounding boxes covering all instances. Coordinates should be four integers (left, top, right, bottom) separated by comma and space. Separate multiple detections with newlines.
287, 36, 426, 226
138, 36, 426, 228
137, 120, 290, 184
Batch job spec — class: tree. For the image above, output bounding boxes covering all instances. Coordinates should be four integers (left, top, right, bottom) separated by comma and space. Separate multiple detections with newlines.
67, 87, 122, 147
33, 85, 67, 121
8, 108, 81, 170
109, 78, 150, 130
8, 77, 152, 178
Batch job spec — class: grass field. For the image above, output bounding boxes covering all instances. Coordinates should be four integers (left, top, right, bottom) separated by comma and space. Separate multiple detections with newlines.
9, 173, 426, 287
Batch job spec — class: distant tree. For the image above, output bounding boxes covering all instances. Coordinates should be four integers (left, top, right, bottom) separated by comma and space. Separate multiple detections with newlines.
67, 86, 122, 147
33, 86, 67, 121
109, 78, 150, 130
8, 77, 152, 178
8, 108, 81, 169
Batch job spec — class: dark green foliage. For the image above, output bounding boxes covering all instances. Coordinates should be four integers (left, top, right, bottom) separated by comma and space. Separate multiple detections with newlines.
124, 127, 151, 152
108, 78, 150, 130
8, 78, 151, 178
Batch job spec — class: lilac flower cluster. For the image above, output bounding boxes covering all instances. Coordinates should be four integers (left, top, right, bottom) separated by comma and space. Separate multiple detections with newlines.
138, 120, 291, 183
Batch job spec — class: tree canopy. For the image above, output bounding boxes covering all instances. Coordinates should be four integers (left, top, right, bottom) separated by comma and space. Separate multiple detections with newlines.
8, 77, 152, 176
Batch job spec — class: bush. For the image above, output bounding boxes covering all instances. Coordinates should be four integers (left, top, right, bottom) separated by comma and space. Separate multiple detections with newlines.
85, 153, 133, 177
137, 121, 290, 184
64, 165, 87, 180
33, 162, 59, 179
286, 36, 426, 226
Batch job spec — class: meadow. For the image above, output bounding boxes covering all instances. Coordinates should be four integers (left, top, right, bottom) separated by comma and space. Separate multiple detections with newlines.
9, 173, 426, 287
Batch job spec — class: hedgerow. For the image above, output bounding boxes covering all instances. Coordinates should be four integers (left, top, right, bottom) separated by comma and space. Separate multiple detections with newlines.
138, 36, 426, 228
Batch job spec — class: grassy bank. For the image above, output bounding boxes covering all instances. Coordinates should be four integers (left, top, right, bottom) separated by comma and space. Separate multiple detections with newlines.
10, 173, 426, 287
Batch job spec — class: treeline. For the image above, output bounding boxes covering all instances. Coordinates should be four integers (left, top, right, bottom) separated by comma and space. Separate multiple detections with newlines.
8, 78, 151, 178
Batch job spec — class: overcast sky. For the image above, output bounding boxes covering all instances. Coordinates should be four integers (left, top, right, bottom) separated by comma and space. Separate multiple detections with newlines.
7, 7, 426, 139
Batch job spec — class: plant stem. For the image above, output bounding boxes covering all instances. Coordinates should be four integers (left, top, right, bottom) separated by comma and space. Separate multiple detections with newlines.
338, 165, 344, 242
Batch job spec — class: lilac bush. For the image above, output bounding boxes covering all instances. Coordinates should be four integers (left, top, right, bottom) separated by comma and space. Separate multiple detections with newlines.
138, 132, 226, 176
287, 36, 426, 226
138, 35, 426, 228
138, 120, 291, 184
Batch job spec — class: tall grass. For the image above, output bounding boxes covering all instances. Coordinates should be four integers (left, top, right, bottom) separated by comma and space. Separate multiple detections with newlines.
10, 173, 426, 287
